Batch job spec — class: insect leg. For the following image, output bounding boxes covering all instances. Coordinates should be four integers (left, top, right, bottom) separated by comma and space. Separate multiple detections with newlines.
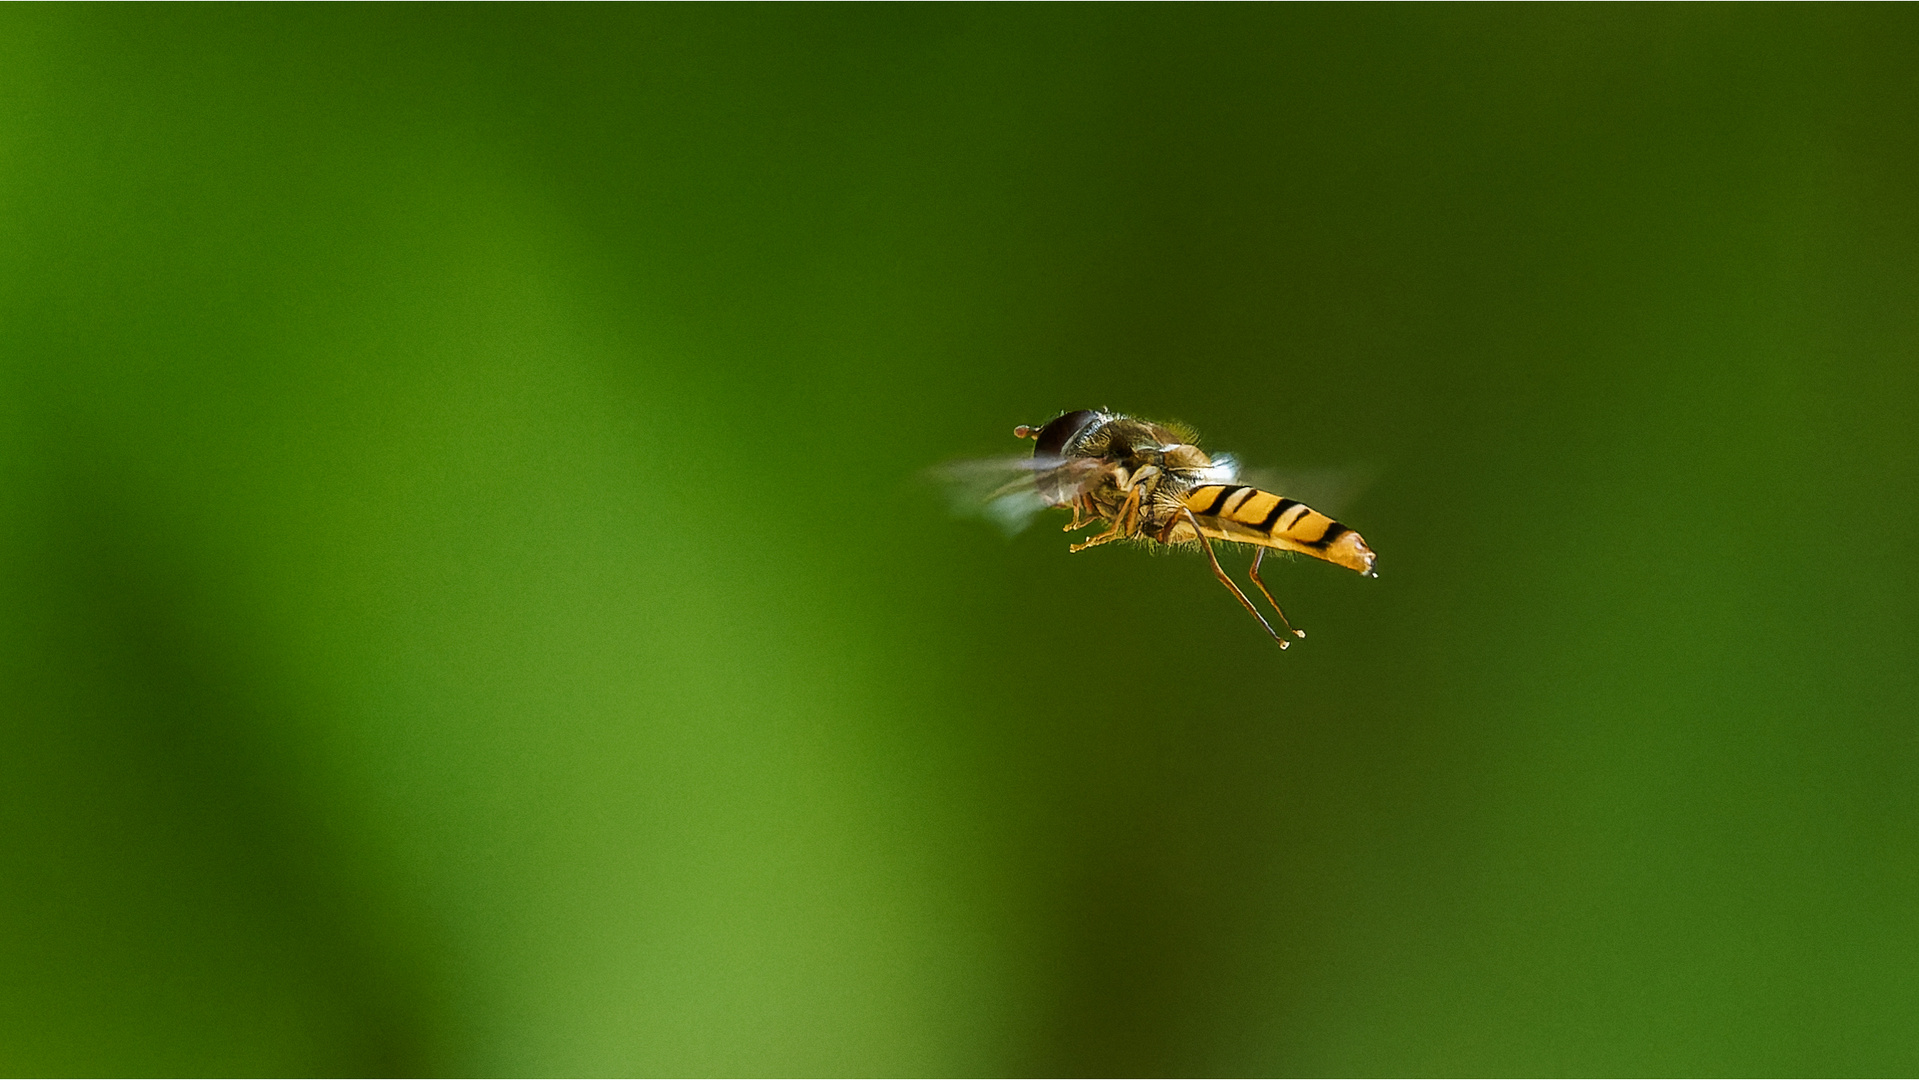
1181, 509, 1289, 648
1247, 547, 1306, 640
1069, 527, 1124, 552
1114, 489, 1139, 536
1070, 488, 1143, 553
1069, 518, 1129, 551
1062, 500, 1101, 532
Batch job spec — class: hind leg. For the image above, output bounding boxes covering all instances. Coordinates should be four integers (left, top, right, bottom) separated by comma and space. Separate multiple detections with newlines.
1248, 548, 1305, 639
1181, 510, 1290, 648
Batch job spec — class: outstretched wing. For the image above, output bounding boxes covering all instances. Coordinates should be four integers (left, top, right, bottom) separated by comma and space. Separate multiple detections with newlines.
928, 455, 1108, 535
1232, 464, 1376, 520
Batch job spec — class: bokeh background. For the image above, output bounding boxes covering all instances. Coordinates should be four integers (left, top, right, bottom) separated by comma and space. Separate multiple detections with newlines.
3, 6, 1916, 1075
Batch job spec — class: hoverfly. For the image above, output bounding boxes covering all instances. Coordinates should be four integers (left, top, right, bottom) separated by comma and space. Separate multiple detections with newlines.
942, 409, 1377, 647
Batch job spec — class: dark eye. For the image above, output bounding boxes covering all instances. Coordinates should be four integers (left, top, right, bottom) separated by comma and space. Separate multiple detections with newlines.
1033, 410, 1102, 458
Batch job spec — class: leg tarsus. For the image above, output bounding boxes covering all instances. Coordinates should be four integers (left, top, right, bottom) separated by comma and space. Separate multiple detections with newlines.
1069, 527, 1124, 553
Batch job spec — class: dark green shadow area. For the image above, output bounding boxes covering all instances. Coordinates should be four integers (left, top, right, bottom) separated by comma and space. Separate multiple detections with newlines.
2, 6, 1916, 1075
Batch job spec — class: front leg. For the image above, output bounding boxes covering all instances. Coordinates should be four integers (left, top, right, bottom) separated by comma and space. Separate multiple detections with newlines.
1068, 525, 1126, 553
1069, 486, 1144, 553
1062, 499, 1103, 532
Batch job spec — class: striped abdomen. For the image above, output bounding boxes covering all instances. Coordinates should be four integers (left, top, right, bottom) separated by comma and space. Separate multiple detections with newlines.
1178, 484, 1378, 576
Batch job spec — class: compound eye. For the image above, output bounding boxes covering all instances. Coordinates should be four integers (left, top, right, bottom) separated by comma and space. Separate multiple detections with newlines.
1032, 410, 1102, 458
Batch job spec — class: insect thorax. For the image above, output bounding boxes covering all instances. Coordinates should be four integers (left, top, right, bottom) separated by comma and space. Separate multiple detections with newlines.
1026, 410, 1221, 537
1080, 422, 1211, 534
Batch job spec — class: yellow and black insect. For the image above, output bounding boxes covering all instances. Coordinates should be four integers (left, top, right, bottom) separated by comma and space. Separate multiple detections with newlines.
943, 409, 1377, 647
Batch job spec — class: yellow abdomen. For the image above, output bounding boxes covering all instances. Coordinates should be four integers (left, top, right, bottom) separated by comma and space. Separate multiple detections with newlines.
1178, 485, 1378, 576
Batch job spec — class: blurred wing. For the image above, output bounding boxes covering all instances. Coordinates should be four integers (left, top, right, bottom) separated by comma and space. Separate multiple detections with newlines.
1233, 464, 1378, 519
928, 455, 1102, 536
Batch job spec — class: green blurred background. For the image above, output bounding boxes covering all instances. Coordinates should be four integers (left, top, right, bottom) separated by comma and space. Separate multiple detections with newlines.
3, 6, 1916, 1075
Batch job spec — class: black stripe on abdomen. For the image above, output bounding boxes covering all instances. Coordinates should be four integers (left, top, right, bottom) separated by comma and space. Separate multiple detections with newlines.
1253, 498, 1300, 532
1301, 522, 1350, 550
1198, 486, 1245, 516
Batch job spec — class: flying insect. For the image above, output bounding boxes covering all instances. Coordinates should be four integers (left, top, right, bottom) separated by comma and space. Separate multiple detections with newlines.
943, 409, 1378, 648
